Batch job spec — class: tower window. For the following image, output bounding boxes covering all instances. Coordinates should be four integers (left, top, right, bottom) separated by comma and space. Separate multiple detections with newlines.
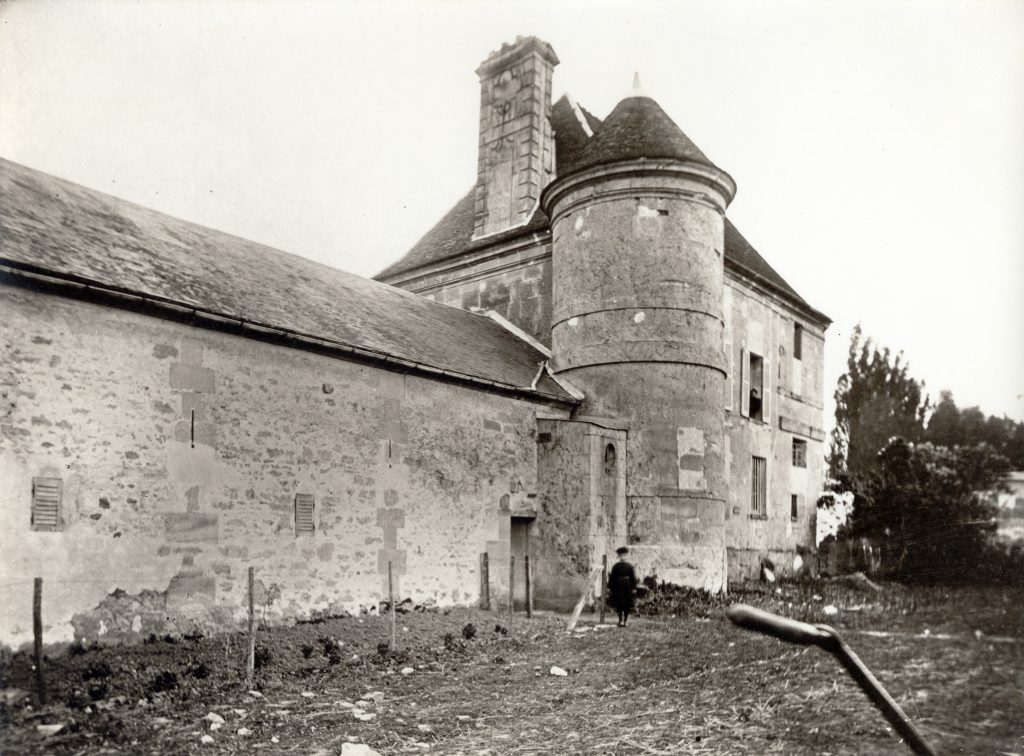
792, 438, 807, 468
751, 456, 767, 516
604, 443, 617, 476
794, 323, 803, 361
295, 493, 315, 535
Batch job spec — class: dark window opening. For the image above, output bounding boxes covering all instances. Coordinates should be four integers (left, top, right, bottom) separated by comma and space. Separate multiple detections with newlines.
604, 443, 617, 475
792, 438, 807, 468
751, 456, 767, 516
791, 494, 799, 520
748, 353, 764, 422
794, 323, 803, 361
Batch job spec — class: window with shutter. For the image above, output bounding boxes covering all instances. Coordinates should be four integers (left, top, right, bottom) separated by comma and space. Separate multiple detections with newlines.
751, 456, 767, 516
740, 348, 750, 417
724, 340, 734, 411
31, 477, 62, 531
295, 493, 315, 535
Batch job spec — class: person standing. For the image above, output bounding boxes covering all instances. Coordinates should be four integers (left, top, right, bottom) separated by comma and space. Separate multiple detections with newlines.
608, 546, 638, 627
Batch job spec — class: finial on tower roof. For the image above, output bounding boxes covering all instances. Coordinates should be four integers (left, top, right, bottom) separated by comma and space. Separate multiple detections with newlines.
631, 72, 645, 97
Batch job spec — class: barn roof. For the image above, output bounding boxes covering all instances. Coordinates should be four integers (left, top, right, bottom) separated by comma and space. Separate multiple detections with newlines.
0, 158, 577, 404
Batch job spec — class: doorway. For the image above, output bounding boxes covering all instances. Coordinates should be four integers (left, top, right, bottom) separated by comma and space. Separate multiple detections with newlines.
510, 517, 531, 609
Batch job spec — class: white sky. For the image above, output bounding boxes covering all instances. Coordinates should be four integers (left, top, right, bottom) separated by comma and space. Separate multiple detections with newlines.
2, 0, 1022, 427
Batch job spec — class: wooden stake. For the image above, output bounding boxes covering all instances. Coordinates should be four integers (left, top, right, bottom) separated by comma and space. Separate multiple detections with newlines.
389, 560, 397, 649
33, 577, 46, 706
509, 555, 515, 626
245, 567, 255, 688
600, 554, 608, 625
524, 554, 532, 619
566, 568, 602, 632
481, 552, 490, 610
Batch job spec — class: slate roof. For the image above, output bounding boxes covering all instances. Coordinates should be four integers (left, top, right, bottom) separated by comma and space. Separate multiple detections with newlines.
562, 95, 720, 175
0, 158, 576, 403
377, 94, 828, 324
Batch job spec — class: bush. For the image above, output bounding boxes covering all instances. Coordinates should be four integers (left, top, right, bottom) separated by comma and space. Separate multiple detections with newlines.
82, 660, 112, 680
147, 670, 178, 693
254, 645, 273, 670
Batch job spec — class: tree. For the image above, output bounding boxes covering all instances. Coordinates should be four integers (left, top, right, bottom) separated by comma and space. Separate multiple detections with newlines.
844, 439, 1010, 582
924, 390, 1024, 468
829, 325, 930, 481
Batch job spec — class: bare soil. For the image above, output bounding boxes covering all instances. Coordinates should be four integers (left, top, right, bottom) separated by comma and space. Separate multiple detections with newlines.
1, 581, 1021, 755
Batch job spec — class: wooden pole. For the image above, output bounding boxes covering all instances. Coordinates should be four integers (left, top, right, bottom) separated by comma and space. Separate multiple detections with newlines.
33, 577, 45, 706
246, 567, 255, 688
524, 555, 532, 619
389, 560, 397, 649
481, 552, 490, 610
600, 554, 608, 625
508, 555, 515, 626
566, 568, 602, 632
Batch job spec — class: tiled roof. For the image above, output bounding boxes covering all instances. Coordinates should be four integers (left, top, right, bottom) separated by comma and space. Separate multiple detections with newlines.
724, 219, 803, 303
374, 187, 551, 280
0, 158, 576, 403
550, 95, 603, 174
374, 93, 826, 323
376, 94, 596, 281
563, 95, 721, 175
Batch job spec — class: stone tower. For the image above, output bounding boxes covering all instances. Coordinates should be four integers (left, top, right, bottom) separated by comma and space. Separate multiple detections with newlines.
473, 36, 558, 239
541, 87, 737, 591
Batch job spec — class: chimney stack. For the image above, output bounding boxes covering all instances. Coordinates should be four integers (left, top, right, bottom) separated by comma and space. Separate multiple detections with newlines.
473, 36, 559, 239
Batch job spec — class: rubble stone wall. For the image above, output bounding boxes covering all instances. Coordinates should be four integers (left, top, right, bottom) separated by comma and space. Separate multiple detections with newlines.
723, 279, 827, 583
0, 286, 557, 648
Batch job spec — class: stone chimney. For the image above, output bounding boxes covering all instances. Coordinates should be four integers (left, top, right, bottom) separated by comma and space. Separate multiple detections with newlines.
473, 36, 559, 239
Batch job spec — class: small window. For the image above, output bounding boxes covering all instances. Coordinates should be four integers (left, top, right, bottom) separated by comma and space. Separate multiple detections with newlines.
751, 456, 767, 516
792, 438, 807, 468
791, 494, 799, 520
295, 493, 315, 535
31, 477, 63, 531
794, 323, 803, 361
748, 353, 764, 422
604, 443, 617, 475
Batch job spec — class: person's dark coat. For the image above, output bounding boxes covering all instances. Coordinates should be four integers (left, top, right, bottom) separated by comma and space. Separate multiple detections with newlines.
608, 560, 638, 612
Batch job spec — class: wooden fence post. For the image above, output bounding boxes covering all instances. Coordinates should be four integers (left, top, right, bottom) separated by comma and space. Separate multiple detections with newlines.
509, 555, 515, 626
481, 552, 490, 610
600, 554, 608, 625
246, 567, 255, 688
389, 560, 397, 649
33, 577, 46, 706
524, 555, 532, 619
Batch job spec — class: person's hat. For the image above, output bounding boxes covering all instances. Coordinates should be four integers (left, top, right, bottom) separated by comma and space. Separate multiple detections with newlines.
615, 546, 629, 555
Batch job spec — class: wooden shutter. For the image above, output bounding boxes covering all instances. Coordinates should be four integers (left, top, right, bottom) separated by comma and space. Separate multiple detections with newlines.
32, 477, 62, 531
739, 348, 750, 417
751, 457, 766, 515
295, 494, 315, 535
724, 340, 734, 411
763, 357, 771, 425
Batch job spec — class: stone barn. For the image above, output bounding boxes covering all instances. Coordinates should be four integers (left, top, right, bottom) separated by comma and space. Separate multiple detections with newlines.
0, 35, 829, 647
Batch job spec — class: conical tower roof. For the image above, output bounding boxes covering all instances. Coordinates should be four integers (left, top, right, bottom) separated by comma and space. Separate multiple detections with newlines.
565, 93, 721, 175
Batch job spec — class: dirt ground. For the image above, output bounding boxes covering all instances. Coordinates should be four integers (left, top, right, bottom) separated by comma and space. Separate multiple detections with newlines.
1, 581, 1021, 755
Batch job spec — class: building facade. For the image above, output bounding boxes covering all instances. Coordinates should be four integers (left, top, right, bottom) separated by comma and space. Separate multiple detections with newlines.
378, 37, 830, 591
0, 35, 828, 647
